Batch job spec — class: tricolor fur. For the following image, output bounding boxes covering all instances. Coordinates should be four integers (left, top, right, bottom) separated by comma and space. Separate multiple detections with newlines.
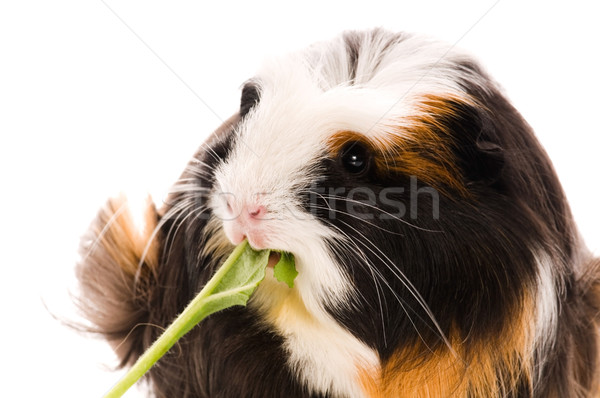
76, 29, 600, 397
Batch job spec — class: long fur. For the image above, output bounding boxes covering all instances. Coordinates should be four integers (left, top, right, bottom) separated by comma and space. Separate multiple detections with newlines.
76, 29, 600, 397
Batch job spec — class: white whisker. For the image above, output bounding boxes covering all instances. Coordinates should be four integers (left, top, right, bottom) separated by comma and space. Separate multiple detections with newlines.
81, 200, 129, 262
309, 204, 457, 358
312, 192, 442, 233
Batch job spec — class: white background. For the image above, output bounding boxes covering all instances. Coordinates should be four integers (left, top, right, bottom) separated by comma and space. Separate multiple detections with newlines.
1, 1, 598, 396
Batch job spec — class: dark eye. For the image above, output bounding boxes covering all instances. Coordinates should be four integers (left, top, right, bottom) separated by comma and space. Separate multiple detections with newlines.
340, 141, 370, 174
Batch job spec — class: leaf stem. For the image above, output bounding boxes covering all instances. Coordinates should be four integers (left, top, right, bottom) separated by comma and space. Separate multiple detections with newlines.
102, 241, 254, 398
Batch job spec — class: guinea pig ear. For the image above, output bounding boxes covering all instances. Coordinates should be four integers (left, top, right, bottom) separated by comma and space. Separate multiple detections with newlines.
457, 107, 506, 186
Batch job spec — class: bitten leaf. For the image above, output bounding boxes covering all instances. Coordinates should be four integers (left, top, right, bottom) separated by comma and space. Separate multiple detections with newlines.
273, 252, 298, 288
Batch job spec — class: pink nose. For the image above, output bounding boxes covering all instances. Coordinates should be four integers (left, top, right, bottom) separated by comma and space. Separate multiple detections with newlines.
225, 197, 267, 220
223, 202, 269, 248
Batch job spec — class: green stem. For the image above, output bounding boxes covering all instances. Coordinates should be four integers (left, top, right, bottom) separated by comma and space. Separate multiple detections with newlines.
103, 241, 253, 398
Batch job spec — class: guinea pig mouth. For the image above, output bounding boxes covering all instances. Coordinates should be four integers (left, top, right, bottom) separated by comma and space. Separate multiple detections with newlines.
267, 251, 281, 268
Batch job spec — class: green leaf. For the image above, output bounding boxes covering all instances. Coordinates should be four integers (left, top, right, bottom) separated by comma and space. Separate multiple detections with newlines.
273, 252, 298, 288
102, 240, 270, 398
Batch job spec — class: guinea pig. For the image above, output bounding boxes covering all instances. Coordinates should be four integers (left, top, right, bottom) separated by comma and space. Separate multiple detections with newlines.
76, 28, 600, 397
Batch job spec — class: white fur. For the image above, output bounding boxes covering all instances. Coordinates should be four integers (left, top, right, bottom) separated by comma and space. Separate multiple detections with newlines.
251, 246, 379, 398
532, 251, 559, 383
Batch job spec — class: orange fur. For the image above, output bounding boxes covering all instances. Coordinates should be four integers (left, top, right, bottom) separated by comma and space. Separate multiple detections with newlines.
358, 299, 533, 397
327, 94, 477, 196
92, 194, 160, 277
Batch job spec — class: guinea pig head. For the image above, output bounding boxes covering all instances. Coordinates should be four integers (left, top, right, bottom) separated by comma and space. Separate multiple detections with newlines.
197, 30, 577, 396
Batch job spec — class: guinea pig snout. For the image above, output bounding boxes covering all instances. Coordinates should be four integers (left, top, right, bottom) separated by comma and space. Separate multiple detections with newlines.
222, 198, 270, 249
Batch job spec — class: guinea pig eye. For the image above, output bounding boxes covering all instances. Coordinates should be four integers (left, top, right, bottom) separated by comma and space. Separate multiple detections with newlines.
340, 142, 371, 175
